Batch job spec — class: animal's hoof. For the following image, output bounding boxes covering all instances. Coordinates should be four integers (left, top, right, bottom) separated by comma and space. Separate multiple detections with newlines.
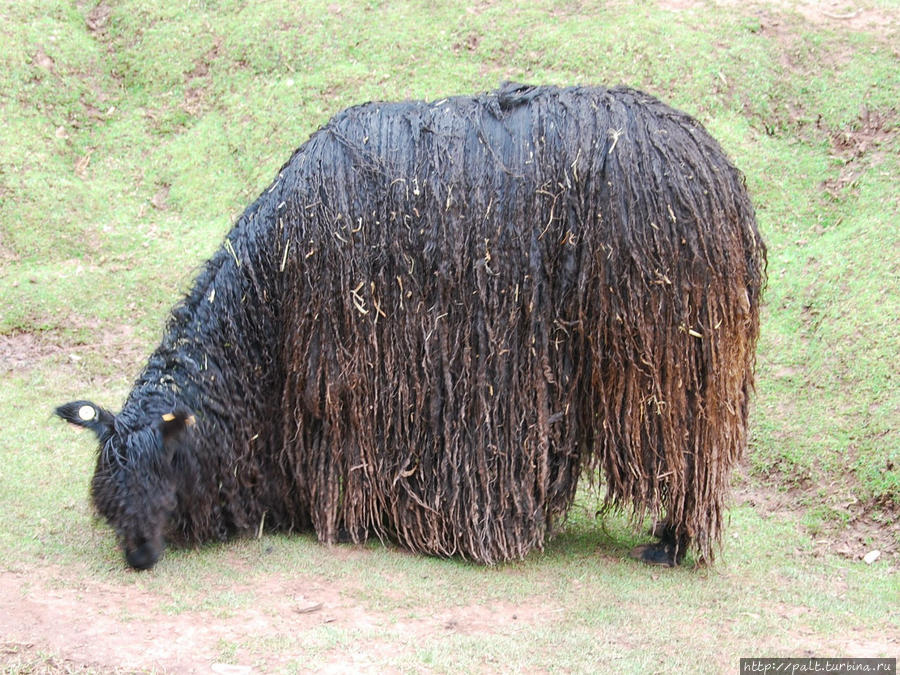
630, 543, 677, 567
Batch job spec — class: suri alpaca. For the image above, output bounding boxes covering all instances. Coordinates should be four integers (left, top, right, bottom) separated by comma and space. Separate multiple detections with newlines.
56, 83, 765, 570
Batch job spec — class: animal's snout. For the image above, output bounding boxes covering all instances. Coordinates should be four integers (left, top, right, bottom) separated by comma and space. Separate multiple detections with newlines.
125, 538, 162, 570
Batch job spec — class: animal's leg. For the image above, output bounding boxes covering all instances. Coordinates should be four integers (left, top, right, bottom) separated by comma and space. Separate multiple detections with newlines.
630, 521, 688, 567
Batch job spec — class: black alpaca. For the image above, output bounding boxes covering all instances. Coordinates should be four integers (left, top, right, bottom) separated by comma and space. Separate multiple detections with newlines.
57, 84, 765, 570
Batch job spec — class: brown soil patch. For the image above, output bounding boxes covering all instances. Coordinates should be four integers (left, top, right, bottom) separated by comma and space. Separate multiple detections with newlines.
1, 324, 148, 379
733, 469, 899, 563
0, 563, 557, 673
0, 332, 61, 373
182, 37, 222, 118
660, 0, 899, 39
656, 0, 705, 10
787, 1, 898, 37
823, 107, 898, 198
723, 0, 899, 39
829, 108, 897, 159
753, 9, 853, 77
85, 1, 112, 37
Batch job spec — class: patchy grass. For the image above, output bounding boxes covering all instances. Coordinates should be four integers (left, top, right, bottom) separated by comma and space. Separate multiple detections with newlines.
1, 0, 898, 671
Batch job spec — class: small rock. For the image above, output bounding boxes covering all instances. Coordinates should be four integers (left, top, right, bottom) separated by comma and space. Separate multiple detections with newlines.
150, 184, 170, 210
294, 600, 323, 614
34, 48, 56, 71
863, 550, 880, 565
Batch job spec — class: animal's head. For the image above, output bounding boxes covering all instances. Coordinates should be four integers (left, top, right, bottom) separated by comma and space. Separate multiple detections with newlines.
55, 400, 195, 570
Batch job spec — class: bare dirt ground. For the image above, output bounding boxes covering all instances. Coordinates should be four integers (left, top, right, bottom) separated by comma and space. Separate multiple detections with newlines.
663, 0, 899, 38
1, 564, 339, 673
0, 559, 557, 674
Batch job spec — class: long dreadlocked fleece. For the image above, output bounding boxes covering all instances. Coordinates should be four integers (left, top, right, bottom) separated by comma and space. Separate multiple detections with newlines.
128, 83, 765, 564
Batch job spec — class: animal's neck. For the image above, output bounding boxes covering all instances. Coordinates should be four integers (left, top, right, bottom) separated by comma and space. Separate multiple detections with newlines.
122, 205, 290, 543
139, 229, 286, 429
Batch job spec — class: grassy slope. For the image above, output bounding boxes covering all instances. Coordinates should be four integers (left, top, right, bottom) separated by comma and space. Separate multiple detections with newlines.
0, 0, 897, 670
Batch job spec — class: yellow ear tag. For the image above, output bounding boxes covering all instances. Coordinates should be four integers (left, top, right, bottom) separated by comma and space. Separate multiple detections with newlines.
161, 413, 176, 422
78, 405, 96, 421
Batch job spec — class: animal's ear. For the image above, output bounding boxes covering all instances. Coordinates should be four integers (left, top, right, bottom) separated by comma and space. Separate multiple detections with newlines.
159, 409, 196, 442
54, 400, 115, 440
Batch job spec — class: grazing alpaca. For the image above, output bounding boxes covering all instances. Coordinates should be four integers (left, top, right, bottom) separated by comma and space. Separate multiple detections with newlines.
56, 83, 765, 570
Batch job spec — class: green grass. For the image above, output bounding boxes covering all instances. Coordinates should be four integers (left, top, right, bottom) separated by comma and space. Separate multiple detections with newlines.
1, 0, 898, 671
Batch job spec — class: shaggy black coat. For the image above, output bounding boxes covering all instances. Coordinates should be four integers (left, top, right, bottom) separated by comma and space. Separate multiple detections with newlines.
56, 83, 765, 569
